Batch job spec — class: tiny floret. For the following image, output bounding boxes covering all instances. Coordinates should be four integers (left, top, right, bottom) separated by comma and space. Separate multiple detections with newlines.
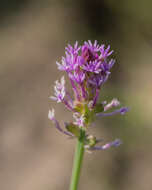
48, 109, 55, 120
73, 113, 85, 127
50, 76, 65, 103
120, 107, 129, 115
104, 98, 120, 111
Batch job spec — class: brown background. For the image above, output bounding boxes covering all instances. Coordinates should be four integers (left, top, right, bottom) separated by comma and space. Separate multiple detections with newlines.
0, 1, 152, 190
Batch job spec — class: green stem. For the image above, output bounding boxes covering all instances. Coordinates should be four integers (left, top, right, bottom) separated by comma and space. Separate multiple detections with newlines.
70, 128, 85, 190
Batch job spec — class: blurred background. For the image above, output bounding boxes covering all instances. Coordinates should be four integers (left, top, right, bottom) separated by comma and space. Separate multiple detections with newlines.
0, 0, 152, 190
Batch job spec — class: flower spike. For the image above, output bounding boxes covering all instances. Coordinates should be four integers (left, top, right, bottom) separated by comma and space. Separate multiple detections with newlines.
49, 40, 128, 152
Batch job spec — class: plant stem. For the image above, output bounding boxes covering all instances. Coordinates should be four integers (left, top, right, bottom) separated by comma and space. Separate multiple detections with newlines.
70, 128, 85, 190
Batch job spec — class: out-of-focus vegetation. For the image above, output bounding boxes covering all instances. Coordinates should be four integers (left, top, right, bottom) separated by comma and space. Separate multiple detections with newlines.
0, 1, 152, 190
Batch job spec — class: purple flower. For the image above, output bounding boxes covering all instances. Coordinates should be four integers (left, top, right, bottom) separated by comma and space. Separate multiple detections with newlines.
50, 76, 65, 103
49, 40, 129, 152
99, 45, 113, 59
69, 70, 85, 84
66, 41, 81, 54
55, 41, 117, 104
73, 113, 85, 127
82, 60, 102, 74
96, 107, 129, 117
84, 40, 100, 52
104, 98, 120, 111
87, 139, 122, 151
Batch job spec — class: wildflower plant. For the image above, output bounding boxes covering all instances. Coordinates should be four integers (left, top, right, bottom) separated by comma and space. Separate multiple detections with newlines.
48, 40, 128, 190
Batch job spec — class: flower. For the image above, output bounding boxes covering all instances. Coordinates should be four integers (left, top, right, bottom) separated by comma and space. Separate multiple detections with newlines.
48, 109, 55, 120
96, 107, 129, 117
73, 113, 85, 127
50, 76, 65, 103
88, 139, 122, 151
104, 98, 120, 111
49, 40, 129, 151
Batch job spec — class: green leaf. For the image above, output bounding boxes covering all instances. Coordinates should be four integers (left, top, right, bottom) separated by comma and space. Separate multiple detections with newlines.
65, 123, 81, 137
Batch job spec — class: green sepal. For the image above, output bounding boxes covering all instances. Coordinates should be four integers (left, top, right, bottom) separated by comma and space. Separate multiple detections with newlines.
84, 104, 95, 125
74, 103, 84, 114
65, 123, 81, 137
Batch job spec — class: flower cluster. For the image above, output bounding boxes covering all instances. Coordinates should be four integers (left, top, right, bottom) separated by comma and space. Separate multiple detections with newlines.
49, 40, 128, 151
